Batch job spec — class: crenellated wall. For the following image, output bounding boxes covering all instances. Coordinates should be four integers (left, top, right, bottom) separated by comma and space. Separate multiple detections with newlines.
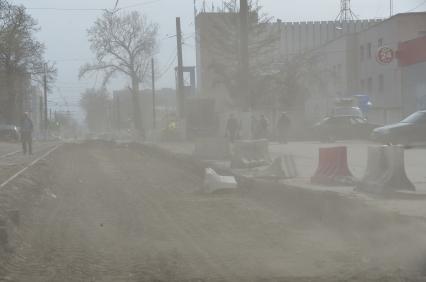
277, 19, 382, 58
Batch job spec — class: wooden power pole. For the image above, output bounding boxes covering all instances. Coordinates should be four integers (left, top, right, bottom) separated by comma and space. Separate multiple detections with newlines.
240, 0, 250, 109
176, 17, 185, 118
43, 63, 48, 135
151, 57, 156, 129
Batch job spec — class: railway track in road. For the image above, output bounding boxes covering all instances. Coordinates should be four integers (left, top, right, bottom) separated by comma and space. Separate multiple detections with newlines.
0, 149, 20, 160
0, 143, 61, 189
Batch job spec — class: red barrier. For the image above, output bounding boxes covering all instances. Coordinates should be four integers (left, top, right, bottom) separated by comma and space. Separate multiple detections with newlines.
311, 146, 355, 186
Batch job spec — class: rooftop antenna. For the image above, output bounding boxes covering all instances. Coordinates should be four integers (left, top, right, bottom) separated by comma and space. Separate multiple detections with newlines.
336, 0, 358, 22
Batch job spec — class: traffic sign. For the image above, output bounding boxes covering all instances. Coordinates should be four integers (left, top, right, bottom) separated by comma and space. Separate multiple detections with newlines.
376, 46, 395, 65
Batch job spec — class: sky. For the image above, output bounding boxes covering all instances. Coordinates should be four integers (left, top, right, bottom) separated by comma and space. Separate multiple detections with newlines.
7, 0, 426, 116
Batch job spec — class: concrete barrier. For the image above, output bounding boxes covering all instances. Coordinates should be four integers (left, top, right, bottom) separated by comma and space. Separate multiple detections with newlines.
193, 137, 231, 160
357, 146, 415, 193
231, 139, 271, 169
203, 168, 237, 193
283, 155, 298, 178
257, 156, 298, 179
311, 146, 355, 186
233, 156, 297, 180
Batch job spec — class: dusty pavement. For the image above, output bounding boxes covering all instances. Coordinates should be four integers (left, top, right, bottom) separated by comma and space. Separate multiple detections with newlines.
1, 142, 426, 281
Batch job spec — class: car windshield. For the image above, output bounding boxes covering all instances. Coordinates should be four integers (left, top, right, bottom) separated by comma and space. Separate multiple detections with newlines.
401, 112, 426, 123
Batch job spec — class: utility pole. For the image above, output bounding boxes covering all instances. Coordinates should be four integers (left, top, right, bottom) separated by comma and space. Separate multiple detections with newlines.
193, 0, 199, 91
43, 63, 48, 137
176, 17, 185, 118
39, 96, 43, 132
390, 0, 393, 17
240, 0, 250, 108
151, 57, 156, 129
116, 94, 121, 130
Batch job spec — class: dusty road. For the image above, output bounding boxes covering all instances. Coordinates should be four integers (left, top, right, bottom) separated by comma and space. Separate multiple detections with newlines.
1, 142, 426, 281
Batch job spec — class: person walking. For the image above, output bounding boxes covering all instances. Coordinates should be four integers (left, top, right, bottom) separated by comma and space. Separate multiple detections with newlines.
225, 113, 239, 142
20, 112, 33, 155
250, 115, 259, 140
258, 114, 269, 140
276, 112, 291, 144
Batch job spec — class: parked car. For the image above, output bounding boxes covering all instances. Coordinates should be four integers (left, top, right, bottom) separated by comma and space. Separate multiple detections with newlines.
313, 116, 379, 142
372, 110, 426, 146
0, 124, 20, 141
331, 106, 364, 118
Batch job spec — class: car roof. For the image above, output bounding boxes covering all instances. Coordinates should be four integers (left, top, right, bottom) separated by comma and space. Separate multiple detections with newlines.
329, 115, 363, 118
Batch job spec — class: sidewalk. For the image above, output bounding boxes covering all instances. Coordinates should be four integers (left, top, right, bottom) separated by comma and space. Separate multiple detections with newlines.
157, 140, 426, 218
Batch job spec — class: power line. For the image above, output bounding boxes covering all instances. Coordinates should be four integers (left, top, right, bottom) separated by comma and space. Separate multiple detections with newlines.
158, 54, 177, 79
117, 0, 162, 10
25, 0, 162, 12
26, 7, 105, 12
405, 0, 426, 13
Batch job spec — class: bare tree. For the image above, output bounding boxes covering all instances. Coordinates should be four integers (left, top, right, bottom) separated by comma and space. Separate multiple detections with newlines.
80, 11, 158, 135
199, 0, 279, 108
0, 0, 56, 123
80, 88, 112, 133
265, 52, 325, 111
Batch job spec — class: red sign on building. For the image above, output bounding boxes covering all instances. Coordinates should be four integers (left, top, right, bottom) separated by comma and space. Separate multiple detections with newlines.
376, 46, 395, 65
398, 36, 426, 67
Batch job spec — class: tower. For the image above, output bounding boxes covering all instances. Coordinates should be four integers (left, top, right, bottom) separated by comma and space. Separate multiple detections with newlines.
336, 0, 357, 22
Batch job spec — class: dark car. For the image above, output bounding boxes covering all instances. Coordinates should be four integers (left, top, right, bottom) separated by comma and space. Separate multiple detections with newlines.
372, 110, 426, 146
0, 124, 20, 141
313, 116, 378, 142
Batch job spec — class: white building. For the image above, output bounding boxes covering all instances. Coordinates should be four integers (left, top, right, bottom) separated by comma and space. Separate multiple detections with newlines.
357, 12, 426, 123
306, 12, 426, 124
195, 12, 380, 113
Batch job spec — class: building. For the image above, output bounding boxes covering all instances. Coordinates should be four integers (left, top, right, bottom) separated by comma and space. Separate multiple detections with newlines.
277, 19, 381, 59
195, 11, 381, 114
357, 12, 426, 123
306, 12, 426, 124
399, 36, 426, 115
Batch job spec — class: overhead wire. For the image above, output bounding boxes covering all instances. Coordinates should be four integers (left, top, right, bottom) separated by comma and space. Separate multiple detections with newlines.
25, 0, 162, 13
405, 0, 426, 12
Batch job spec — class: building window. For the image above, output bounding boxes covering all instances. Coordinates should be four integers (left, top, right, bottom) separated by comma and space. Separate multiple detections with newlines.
361, 79, 365, 92
367, 77, 373, 95
360, 45, 364, 61
378, 74, 384, 93
337, 64, 342, 73
367, 42, 372, 59
378, 38, 383, 47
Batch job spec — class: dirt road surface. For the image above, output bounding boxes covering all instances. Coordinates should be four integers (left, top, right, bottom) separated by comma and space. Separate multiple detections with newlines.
0, 141, 426, 281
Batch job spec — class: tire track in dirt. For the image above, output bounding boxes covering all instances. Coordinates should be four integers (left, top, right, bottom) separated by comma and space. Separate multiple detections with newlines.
3, 142, 425, 281
107, 146, 288, 280
91, 147, 234, 281
2, 143, 234, 281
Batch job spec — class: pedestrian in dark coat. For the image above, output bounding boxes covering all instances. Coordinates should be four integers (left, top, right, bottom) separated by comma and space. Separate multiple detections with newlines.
276, 112, 291, 144
20, 112, 33, 155
225, 114, 239, 142
258, 114, 269, 139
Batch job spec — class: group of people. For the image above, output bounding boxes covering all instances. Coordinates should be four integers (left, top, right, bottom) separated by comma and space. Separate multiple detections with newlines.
225, 112, 291, 143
